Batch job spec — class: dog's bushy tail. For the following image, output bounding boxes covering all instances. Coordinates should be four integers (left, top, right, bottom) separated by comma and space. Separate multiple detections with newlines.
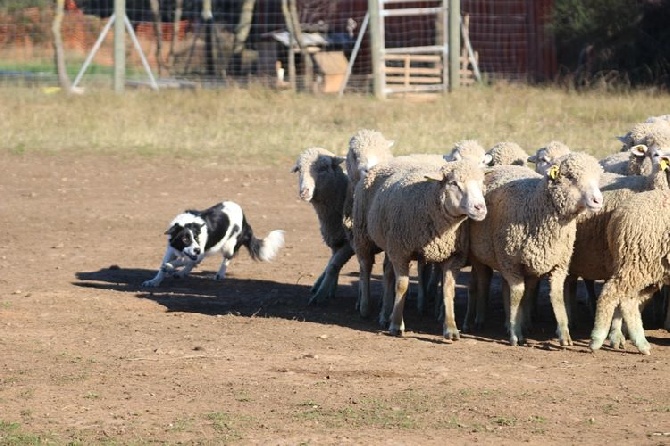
248, 229, 285, 262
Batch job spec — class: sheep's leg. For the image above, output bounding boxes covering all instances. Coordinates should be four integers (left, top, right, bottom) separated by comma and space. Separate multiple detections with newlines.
388, 261, 410, 336
416, 261, 430, 315
608, 306, 626, 349
549, 271, 572, 346
564, 275, 579, 328
463, 260, 491, 333
309, 244, 355, 305
619, 294, 651, 355
590, 281, 621, 351
505, 276, 525, 346
502, 279, 511, 331
356, 251, 374, 319
665, 294, 670, 331
441, 265, 460, 341
584, 279, 598, 319
379, 254, 395, 328
522, 276, 540, 333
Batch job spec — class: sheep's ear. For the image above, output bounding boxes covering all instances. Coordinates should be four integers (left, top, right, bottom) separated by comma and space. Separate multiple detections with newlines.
630, 144, 648, 157
547, 165, 561, 181
290, 163, 300, 173
660, 156, 670, 171
387, 139, 395, 149
451, 150, 463, 161
424, 172, 443, 182
332, 156, 346, 167
527, 155, 537, 164
616, 135, 628, 143
483, 153, 494, 166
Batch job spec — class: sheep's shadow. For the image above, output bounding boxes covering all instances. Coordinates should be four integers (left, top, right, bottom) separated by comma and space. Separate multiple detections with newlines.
73, 266, 431, 336
73, 266, 629, 347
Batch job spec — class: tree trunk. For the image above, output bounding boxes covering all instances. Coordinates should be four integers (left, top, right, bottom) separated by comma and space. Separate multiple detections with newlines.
52, 0, 72, 92
202, 0, 215, 77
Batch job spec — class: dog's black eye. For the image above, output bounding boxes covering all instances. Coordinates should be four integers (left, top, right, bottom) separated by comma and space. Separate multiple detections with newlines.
182, 234, 192, 246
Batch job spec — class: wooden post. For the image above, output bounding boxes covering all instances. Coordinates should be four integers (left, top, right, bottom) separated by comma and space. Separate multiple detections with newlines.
114, 0, 126, 92
448, 0, 460, 91
368, 0, 383, 99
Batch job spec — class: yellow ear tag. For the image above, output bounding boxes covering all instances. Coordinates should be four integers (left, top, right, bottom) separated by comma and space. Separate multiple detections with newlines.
548, 165, 560, 181
661, 158, 670, 172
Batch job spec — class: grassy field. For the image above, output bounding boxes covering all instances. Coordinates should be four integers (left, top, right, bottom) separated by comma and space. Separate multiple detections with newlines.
1, 83, 667, 163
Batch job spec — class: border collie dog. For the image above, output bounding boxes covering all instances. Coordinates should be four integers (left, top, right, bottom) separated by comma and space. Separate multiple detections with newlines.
142, 201, 285, 287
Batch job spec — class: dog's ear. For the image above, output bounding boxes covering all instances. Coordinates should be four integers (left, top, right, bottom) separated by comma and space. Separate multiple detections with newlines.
165, 223, 181, 236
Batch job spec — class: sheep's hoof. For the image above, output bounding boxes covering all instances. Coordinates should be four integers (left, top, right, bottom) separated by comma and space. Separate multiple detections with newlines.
635, 341, 651, 355
443, 329, 460, 341
388, 327, 404, 337
608, 330, 626, 349
559, 337, 573, 347
509, 338, 518, 347
589, 339, 603, 352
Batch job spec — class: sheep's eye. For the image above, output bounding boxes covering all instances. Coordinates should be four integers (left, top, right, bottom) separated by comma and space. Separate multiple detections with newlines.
450, 180, 461, 190
317, 164, 330, 172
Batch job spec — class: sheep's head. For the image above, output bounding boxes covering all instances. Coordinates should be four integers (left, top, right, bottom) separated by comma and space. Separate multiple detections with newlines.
444, 140, 492, 167
545, 152, 603, 217
487, 141, 528, 167
291, 147, 345, 202
528, 141, 571, 174
346, 129, 394, 185
426, 160, 487, 221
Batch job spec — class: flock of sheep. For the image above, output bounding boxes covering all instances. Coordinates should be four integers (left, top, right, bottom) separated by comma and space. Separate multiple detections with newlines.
291, 116, 670, 355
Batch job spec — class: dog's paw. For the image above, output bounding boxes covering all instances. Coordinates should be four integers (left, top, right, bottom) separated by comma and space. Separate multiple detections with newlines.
142, 280, 160, 288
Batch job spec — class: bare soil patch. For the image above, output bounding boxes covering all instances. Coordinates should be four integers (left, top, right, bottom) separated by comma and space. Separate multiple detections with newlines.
1, 152, 669, 445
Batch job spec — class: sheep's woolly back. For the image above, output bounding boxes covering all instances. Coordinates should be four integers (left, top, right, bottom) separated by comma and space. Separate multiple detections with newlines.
346, 129, 395, 186
571, 159, 670, 280
487, 141, 529, 167
618, 120, 670, 151
353, 159, 485, 265
470, 152, 602, 278
606, 189, 670, 293
446, 140, 490, 166
292, 147, 349, 249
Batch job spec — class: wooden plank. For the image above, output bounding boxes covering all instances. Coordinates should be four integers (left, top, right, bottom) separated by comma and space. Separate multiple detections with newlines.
384, 67, 442, 76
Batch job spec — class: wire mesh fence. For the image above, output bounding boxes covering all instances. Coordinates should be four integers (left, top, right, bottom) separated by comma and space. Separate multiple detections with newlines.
0, 0, 556, 92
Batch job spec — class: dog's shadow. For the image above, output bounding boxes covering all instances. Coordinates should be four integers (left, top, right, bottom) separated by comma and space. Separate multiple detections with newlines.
74, 267, 381, 333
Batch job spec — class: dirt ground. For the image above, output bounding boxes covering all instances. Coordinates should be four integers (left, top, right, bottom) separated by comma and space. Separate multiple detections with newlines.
1, 152, 669, 445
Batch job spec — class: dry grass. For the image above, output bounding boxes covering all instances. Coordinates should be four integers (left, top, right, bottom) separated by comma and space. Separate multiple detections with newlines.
1, 83, 667, 164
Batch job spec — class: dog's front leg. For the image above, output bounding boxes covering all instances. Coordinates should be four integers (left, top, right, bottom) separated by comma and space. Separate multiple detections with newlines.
172, 259, 197, 279
142, 248, 178, 287
215, 258, 232, 280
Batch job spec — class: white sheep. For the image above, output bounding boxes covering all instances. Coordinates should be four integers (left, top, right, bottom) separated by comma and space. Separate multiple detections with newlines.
487, 141, 529, 167
468, 152, 604, 346
574, 153, 670, 349
352, 159, 487, 338
527, 140, 571, 174
291, 147, 354, 304
345, 129, 395, 186
445, 139, 492, 167
617, 119, 670, 152
598, 143, 663, 176
589, 184, 670, 355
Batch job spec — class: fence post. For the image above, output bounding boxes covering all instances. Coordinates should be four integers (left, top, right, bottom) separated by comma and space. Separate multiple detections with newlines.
114, 0, 126, 92
368, 0, 384, 99
448, 0, 460, 91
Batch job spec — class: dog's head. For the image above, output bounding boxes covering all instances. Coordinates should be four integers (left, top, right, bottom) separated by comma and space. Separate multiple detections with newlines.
165, 214, 208, 261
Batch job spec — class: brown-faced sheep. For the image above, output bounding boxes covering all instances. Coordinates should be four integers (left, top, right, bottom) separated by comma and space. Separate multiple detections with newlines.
352, 159, 487, 339
468, 152, 604, 346
291, 147, 354, 304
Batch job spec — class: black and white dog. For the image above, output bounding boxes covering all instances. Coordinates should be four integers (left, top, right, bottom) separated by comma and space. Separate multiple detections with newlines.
142, 201, 285, 287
